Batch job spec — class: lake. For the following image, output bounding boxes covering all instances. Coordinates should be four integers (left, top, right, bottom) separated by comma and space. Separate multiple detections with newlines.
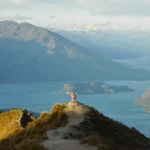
0, 58, 150, 137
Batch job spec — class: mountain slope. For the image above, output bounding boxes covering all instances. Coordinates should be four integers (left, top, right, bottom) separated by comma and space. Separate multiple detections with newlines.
55, 29, 150, 59
0, 102, 150, 150
0, 109, 34, 140
0, 21, 150, 83
135, 89, 150, 112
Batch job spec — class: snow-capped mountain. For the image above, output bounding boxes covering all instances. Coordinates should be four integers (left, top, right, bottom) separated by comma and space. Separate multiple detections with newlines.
48, 22, 150, 32
48, 23, 150, 59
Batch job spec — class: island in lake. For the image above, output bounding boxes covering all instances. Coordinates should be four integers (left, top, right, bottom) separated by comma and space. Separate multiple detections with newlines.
135, 89, 150, 113
59, 81, 134, 95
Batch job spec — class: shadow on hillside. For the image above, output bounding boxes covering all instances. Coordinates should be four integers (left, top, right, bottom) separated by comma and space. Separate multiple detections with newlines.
0, 104, 68, 150
0, 104, 150, 150
76, 107, 150, 150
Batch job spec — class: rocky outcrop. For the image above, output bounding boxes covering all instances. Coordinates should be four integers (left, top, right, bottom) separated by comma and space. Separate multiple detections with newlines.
135, 89, 150, 112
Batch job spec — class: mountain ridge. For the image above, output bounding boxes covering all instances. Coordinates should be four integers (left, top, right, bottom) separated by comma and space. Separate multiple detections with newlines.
0, 20, 150, 83
53, 28, 150, 59
0, 102, 150, 150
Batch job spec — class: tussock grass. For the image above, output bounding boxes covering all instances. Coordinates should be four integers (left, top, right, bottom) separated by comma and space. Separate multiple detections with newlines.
1, 103, 150, 150
78, 107, 150, 150
0, 110, 23, 140
0, 104, 68, 150
39, 112, 49, 119
81, 135, 102, 146
81, 135, 108, 150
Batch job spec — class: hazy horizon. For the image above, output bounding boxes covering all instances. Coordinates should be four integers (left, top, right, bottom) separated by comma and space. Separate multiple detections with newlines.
0, 0, 150, 30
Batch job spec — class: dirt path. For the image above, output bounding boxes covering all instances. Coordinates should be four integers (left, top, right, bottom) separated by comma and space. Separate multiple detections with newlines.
41, 102, 97, 150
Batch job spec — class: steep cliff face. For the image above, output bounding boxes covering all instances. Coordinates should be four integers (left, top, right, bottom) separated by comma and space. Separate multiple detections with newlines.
0, 102, 150, 150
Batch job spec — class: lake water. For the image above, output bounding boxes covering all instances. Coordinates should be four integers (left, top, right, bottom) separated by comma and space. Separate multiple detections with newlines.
0, 58, 150, 137
115, 57, 150, 71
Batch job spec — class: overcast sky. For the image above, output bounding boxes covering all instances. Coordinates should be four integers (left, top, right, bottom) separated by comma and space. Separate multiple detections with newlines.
0, 0, 150, 29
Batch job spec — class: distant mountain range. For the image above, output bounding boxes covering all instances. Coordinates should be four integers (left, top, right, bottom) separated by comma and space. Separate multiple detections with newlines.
0, 20, 150, 83
48, 22, 150, 32
52, 28, 150, 59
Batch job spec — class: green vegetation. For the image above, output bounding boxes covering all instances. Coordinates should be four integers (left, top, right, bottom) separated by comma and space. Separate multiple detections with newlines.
59, 82, 134, 95
0, 102, 150, 150
81, 135, 109, 150
78, 107, 150, 150
0, 109, 25, 140
81, 135, 102, 146
0, 104, 67, 150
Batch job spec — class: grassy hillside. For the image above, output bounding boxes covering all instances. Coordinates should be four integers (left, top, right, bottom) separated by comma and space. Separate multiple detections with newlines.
0, 102, 150, 150
0, 104, 67, 150
78, 107, 150, 150
0, 110, 24, 140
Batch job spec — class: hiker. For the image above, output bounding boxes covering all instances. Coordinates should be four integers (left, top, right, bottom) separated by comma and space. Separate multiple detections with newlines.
71, 92, 76, 107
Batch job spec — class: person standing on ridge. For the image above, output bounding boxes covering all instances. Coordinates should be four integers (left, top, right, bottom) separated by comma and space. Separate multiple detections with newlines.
71, 92, 76, 107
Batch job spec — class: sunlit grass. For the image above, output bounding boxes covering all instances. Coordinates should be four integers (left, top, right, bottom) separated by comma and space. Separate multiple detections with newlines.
0, 104, 68, 150
0, 109, 24, 140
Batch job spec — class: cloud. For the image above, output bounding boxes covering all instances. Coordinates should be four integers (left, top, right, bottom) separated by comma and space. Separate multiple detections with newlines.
36, 0, 150, 16
2, 0, 150, 16
9, 0, 26, 5
0, 0, 150, 28
73, 0, 150, 16
0, 14, 33, 21
8, 0, 37, 6
0, 0, 39, 7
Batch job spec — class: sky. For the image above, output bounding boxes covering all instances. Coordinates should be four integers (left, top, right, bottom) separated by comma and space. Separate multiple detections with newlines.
0, 0, 150, 30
